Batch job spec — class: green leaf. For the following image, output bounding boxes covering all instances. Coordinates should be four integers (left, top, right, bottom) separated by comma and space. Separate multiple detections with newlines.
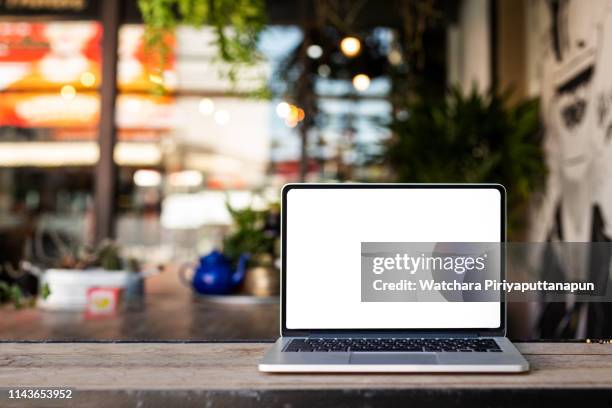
137, 0, 266, 93
384, 87, 545, 239
41, 283, 51, 300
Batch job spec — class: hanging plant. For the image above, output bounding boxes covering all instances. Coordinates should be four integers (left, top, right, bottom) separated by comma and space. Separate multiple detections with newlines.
138, 0, 266, 89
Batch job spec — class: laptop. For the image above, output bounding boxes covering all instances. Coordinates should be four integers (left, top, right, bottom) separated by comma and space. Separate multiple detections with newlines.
259, 183, 529, 373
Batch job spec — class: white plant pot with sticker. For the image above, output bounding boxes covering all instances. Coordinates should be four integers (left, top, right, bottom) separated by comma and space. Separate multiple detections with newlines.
37, 268, 143, 311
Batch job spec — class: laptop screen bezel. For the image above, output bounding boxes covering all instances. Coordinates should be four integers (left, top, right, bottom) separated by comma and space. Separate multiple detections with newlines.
280, 183, 506, 337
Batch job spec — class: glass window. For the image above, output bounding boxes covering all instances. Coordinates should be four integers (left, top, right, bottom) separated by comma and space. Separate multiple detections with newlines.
5, 5, 578, 343
2, 20, 396, 341
0, 22, 101, 334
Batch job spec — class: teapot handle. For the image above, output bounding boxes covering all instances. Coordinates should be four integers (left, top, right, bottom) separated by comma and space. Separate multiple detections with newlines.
178, 262, 195, 288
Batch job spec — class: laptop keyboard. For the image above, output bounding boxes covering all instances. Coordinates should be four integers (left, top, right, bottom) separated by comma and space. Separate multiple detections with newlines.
284, 338, 501, 352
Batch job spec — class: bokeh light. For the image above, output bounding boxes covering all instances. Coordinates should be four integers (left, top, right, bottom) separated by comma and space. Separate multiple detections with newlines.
307, 44, 323, 59
198, 98, 215, 115
60, 84, 76, 100
340, 36, 361, 57
276, 101, 291, 118
80, 72, 96, 87
352, 74, 371, 91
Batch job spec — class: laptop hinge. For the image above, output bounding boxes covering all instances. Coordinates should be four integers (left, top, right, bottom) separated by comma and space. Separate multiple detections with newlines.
283, 331, 310, 337
478, 330, 505, 337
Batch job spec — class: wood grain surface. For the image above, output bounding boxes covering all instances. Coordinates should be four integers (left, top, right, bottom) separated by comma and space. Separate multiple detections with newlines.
1, 342, 612, 391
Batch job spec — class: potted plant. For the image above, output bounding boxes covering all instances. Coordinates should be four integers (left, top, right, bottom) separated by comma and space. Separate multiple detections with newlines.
0, 279, 49, 309
384, 87, 546, 240
223, 201, 280, 297
36, 240, 148, 311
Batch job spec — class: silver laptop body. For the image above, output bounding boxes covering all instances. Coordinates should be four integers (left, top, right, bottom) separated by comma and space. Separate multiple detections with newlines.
259, 184, 529, 373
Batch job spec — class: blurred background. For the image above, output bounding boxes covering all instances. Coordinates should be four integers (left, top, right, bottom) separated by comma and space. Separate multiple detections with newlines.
1, 0, 611, 341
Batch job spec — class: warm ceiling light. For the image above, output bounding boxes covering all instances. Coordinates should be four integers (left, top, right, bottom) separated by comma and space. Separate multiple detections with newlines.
352, 74, 371, 91
307, 44, 323, 59
80, 72, 96, 87
284, 119, 298, 128
214, 109, 230, 125
0, 141, 98, 167
276, 101, 290, 118
114, 142, 162, 166
198, 98, 215, 115
297, 108, 305, 122
169, 170, 203, 187
60, 85, 76, 100
133, 169, 162, 187
340, 36, 361, 57
287, 105, 300, 122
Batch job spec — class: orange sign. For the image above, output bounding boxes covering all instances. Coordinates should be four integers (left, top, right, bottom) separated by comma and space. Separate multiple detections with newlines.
0, 91, 99, 127
0, 21, 175, 92
0, 21, 101, 91
118, 24, 176, 92
0, 92, 175, 129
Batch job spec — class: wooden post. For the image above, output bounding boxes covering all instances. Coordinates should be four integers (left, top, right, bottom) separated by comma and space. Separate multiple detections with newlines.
297, 0, 312, 182
94, 0, 120, 243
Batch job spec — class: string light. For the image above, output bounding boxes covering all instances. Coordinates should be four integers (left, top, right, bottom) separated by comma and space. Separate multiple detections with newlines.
340, 36, 361, 57
352, 74, 371, 91
277, 101, 306, 127
276, 101, 291, 118
287, 105, 300, 122
80, 72, 96, 87
60, 85, 76, 100
307, 44, 323, 59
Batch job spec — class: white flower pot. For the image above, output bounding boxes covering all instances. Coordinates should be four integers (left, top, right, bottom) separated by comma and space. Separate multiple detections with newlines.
38, 269, 142, 311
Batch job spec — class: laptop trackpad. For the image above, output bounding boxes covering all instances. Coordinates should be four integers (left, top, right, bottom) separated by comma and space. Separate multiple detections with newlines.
350, 353, 438, 365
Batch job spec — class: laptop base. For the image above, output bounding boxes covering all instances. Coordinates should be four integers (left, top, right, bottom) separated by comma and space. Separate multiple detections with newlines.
259, 337, 529, 373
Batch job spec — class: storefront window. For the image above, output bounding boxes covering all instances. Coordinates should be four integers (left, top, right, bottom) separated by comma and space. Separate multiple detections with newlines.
4, 1, 596, 342
0, 22, 100, 320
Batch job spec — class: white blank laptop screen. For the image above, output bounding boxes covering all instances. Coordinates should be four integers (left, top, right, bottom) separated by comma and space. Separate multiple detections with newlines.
285, 187, 502, 329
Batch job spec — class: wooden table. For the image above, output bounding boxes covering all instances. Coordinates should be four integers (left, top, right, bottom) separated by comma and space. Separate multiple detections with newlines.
1, 342, 612, 407
0, 270, 280, 342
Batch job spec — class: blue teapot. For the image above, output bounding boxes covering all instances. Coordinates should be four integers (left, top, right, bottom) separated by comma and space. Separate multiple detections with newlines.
179, 250, 249, 295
